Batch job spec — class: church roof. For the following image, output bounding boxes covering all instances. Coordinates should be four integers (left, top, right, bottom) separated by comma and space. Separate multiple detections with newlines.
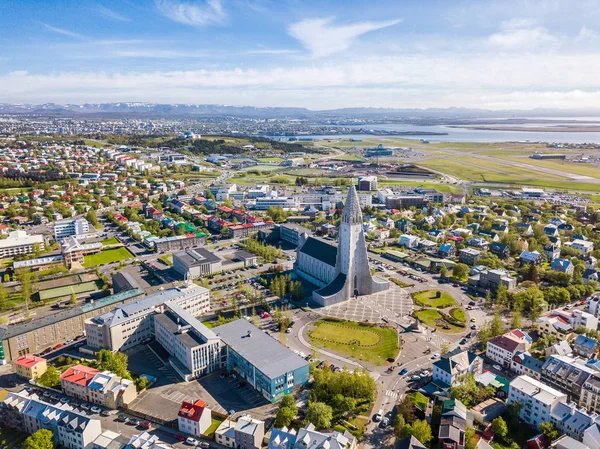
299, 237, 337, 267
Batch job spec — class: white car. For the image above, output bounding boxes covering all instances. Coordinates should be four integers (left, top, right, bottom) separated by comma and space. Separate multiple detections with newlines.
90, 406, 102, 414
431, 353, 440, 359
186, 438, 198, 446
420, 370, 430, 378
493, 364, 502, 371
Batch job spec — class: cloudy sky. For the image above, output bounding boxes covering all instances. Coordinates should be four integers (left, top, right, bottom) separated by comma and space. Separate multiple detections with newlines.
1, 0, 600, 110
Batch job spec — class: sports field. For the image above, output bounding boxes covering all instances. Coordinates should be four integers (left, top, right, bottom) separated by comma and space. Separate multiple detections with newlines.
38, 280, 103, 301
83, 247, 134, 267
308, 318, 398, 365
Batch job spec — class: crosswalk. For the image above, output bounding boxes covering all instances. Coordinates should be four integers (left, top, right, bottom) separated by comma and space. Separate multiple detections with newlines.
384, 390, 399, 399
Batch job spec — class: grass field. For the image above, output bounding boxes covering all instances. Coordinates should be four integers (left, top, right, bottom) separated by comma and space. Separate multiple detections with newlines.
308, 318, 398, 365
100, 236, 119, 246
334, 416, 369, 439
413, 290, 457, 308
38, 280, 103, 301
158, 254, 173, 266
257, 157, 285, 163
83, 247, 134, 267
408, 391, 428, 410
494, 155, 600, 179
414, 309, 464, 333
450, 308, 466, 322
205, 416, 226, 437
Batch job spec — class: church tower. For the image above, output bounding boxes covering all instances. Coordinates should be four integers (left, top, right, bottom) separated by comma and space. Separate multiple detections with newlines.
312, 182, 389, 307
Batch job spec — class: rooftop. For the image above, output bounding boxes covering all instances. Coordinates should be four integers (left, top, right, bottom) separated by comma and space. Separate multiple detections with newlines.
14, 354, 46, 368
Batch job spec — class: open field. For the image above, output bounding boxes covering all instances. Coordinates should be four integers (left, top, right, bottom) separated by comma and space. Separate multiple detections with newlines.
413, 290, 457, 308
83, 247, 134, 267
493, 155, 600, 179
413, 309, 464, 333
256, 157, 285, 163
308, 318, 399, 365
329, 154, 365, 161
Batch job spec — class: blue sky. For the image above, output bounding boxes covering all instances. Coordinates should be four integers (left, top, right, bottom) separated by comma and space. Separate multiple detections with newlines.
1, 0, 600, 109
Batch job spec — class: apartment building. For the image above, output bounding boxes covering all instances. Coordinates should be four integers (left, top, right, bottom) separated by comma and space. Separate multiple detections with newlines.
508, 375, 568, 430
54, 218, 91, 241
85, 284, 210, 352
458, 248, 482, 266
2, 391, 102, 449
580, 374, 600, 414
60, 365, 137, 409
235, 415, 265, 449
542, 355, 595, 400
0, 230, 45, 258
432, 349, 483, 388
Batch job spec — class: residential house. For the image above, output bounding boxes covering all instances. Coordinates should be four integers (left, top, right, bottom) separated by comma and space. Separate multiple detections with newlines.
438, 243, 456, 259
439, 399, 469, 449
511, 353, 543, 380
235, 415, 265, 449
13, 355, 47, 380
570, 240, 595, 256
551, 258, 574, 275
394, 436, 427, 449
486, 330, 531, 369
519, 250, 543, 266
546, 340, 573, 357
573, 335, 599, 359
544, 244, 561, 262
399, 234, 420, 249
459, 248, 482, 266
433, 349, 483, 388
178, 400, 212, 437
490, 242, 510, 260
215, 419, 236, 448
468, 238, 489, 251
267, 424, 357, 449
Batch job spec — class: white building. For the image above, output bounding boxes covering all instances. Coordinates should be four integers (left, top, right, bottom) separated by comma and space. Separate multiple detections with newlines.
209, 184, 237, 201
154, 301, 222, 380
252, 196, 297, 210
177, 399, 212, 437
432, 350, 483, 387
54, 218, 91, 241
85, 284, 210, 352
399, 234, 420, 249
215, 419, 237, 448
571, 240, 595, 256
508, 375, 568, 430
486, 330, 531, 368
0, 230, 45, 258
235, 415, 265, 449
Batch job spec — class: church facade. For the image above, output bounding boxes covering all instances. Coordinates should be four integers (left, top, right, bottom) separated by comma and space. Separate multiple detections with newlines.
294, 184, 390, 307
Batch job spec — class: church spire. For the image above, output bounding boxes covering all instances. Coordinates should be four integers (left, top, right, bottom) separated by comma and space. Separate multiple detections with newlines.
342, 182, 362, 225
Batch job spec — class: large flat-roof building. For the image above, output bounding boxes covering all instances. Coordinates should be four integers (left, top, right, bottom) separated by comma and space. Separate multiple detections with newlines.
85, 284, 210, 353
173, 248, 257, 279
154, 301, 222, 381
508, 375, 568, 430
0, 288, 144, 364
0, 230, 45, 259
214, 319, 310, 402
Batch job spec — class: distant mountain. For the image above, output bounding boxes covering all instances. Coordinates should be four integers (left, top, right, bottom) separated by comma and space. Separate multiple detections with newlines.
1, 102, 600, 119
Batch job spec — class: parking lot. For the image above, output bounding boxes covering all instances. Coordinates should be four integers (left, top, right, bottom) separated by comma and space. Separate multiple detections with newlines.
127, 345, 276, 422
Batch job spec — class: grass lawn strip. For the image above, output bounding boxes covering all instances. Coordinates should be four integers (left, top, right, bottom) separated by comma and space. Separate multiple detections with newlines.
83, 247, 134, 267
308, 318, 398, 365
414, 309, 464, 334
100, 236, 120, 246
205, 416, 225, 436
413, 290, 457, 308
450, 308, 466, 322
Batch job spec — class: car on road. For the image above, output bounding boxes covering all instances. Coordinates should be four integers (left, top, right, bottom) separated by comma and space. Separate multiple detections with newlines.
471, 324, 477, 330
468, 301, 475, 306
410, 375, 421, 381
399, 368, 408, 375
129, 418, 140, 426
174, 434, 186, 442
470, 318, 476, 322
91, 406, 102, 414
380, 417, 389, 427
493, 364, 502, 371
186, 438, 199, 445
420, 370, 430, 378
452, 283, 460, 287
101, 410, 111, 417
431, 353, 440, 359
139, 421, 151, 430
466, 306, 473, 310
197, 443, 210, 449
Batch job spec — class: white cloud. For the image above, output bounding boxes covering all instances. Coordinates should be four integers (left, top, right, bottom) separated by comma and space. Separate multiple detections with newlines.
97, 5, 131, 22
288, 17, 401, 58
154, 0, 226, 26
41, 23, 84, 39
577, 25, 600, 40
488, 18, 557, 50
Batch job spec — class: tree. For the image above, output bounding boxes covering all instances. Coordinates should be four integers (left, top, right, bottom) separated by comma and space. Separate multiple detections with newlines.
490, 311, 504, 337
396, 396, 416, 424
135, 376, 149, 392
439, 266, 448, 279
441, 341, 449, 355
22, 429, 54, 449
401, 420, 433, 446
511, 307, 522, 329
393, 414, 406, 438
305, 402, 333, 429
97, 349, 131, 379
3, 273, 9, 282
0, 284, 7, 310
452, 263, 468, 281
38, 366, 61, 388
70, 292, 77, 305
86, 209, 99, 228
492, 416, 508, 440
540, 421, 560, 441
275, 405, 297, 428
465, 428, 476, 449
496, 283, 508, 305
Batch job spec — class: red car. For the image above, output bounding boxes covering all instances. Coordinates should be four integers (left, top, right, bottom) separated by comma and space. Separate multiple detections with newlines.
174, 434, 186, 442
139, 421, 151, 429
452, 284, 460, 287
53, 344, 63, 350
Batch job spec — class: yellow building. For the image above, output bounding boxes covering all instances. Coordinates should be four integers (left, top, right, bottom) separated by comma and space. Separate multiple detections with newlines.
14, 354, 47, 379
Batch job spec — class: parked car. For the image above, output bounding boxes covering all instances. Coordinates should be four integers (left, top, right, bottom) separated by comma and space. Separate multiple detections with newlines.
399, 368, 408, 375
420, 370, 430, 378
174, 434, 186, 442
431, 353, 440, 359
493, 364, 502, 371
91, 406, 102, 414
139, 421, 151, 430
186, 438, 198, 446
197, 443, 210, 449
129, 418, 140, 426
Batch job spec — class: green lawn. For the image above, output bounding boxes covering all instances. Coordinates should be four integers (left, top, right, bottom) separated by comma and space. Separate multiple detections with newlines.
334, 416, 369, 439
83, 247, 134, 267
158, 254, 173, 266
414, 309, 464, 333
409, 392, 429, 411
413, 290, 457, 308
450, 308, 466, 322
100, 236, 119, 246
308, 318, 399, 365
205, 416, 225, 436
